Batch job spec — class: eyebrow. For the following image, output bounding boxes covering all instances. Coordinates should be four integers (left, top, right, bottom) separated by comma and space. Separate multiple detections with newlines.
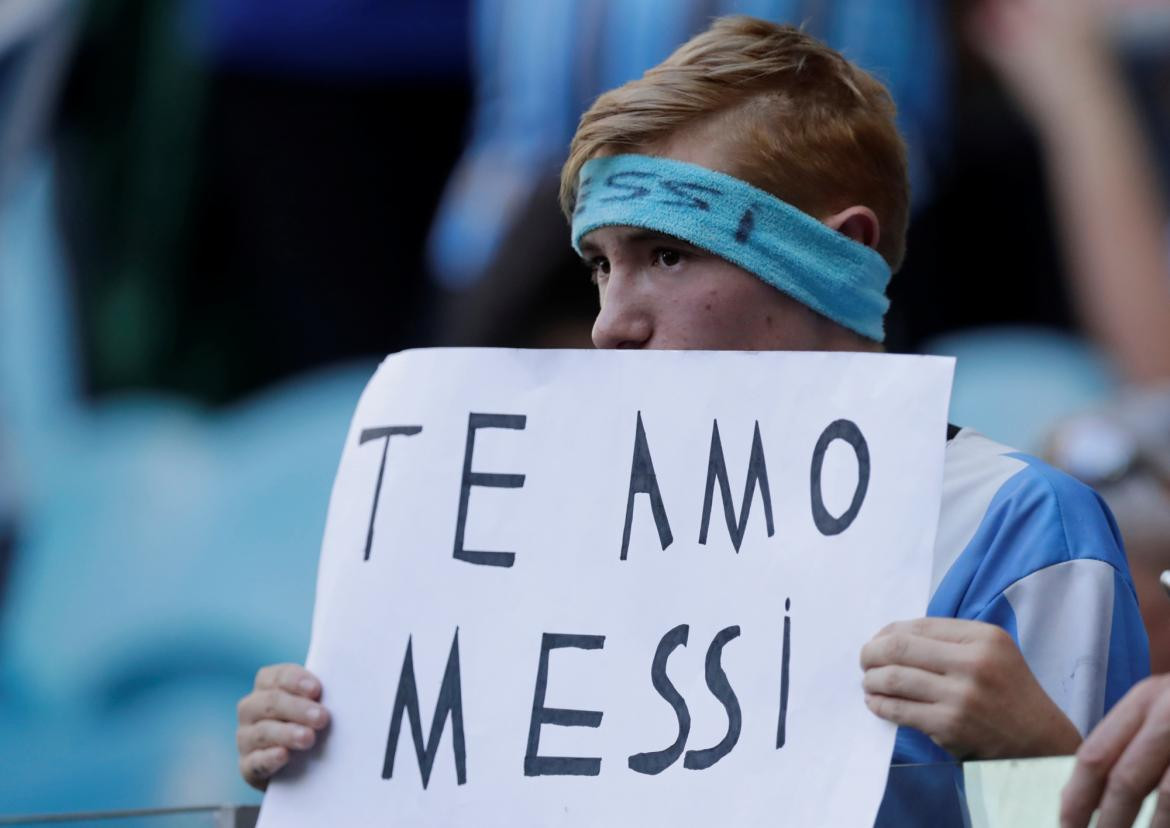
577, 229, 694, 258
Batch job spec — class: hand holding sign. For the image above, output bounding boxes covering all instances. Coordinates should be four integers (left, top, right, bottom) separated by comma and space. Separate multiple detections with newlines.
861, 618, 1082, 760
237, 663, 330, 790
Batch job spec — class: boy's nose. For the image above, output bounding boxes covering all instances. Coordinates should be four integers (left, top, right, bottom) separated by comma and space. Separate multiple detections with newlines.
591, 275, 653, 349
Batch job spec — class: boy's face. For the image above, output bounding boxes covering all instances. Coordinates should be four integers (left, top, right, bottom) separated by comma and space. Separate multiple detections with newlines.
580, 226, 834, 351
577, 129, 872, 353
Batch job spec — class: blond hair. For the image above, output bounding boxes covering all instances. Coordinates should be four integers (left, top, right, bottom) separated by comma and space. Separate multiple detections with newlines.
560, 16, 910, 271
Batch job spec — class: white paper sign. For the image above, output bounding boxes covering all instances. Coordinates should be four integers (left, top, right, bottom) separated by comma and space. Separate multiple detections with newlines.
258, 348, 954, 827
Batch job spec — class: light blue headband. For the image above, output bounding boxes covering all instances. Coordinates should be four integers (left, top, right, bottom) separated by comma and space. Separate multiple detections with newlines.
571, 154, 892, 342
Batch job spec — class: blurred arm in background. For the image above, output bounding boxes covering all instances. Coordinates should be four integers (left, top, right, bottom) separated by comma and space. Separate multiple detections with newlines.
968, 0, 1170, 386
969, 4, 1170, 823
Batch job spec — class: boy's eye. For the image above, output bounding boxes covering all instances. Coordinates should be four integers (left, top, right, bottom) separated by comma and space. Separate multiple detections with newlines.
586, 257, 611, 284
654, 248, 683, 267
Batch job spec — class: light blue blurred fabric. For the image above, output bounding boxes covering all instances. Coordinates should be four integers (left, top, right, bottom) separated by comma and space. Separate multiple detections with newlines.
427, 0, 951, 290
0, 154, 83, 456
927, 327, 1118, 453
0, 675, 261, 812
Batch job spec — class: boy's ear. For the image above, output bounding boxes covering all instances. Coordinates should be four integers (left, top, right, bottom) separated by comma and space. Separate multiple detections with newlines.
823, 206, 881, 252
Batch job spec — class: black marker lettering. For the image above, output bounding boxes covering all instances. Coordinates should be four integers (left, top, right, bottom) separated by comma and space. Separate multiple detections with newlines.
453, 413, 526, 567
658, 179, 721, 211
382, 630, 466, 788
358, 425, 423, 561
777, 598, 791, 749
809, 419, 870, 536
574, 175, 594, 216
628, 624, 691, 775
734, 208, 755, 244
524, 633, 606, 777
620, 411, 674, 561
684, 626, 742, 770
601, 171, 657, 202
699, 421, 775, 552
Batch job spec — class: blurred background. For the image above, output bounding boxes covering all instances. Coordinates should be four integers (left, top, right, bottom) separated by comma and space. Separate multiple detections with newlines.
1, 0, 1168, 815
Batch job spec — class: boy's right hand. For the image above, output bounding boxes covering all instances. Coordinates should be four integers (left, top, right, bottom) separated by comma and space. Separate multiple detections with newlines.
236, 663, 331, 791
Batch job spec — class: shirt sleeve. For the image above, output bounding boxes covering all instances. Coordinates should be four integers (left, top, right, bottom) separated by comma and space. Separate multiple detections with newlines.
892, 453, 1150, 765
978, 559, 1147, 737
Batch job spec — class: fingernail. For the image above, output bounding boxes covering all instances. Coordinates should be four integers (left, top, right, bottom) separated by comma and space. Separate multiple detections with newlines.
306, 705, 321, 723
299, 678, 316, 694
296, 726, 313, 747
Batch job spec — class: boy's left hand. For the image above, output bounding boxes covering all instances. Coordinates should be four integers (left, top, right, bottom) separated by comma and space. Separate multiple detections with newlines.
860, 617, 1083, 759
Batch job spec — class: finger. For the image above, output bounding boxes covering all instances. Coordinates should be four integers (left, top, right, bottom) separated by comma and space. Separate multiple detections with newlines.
875, 617, 996, 645
254, 664, 322, 698
860, 631, 964, 674
1096, 705, 1170, 828
1149, 762, 1170, 828
237, 720, 318, 755
864, 693, 950, 736
862, 665, 950, 704
237, 687, 330, 729
240, 746, 289, 791
1063, 682, 1160, 827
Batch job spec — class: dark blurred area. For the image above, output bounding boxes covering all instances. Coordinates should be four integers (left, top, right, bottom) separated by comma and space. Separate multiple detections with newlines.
0, 0, 1168, 815
56, 0, 471, 402
889, 0, 1170, 348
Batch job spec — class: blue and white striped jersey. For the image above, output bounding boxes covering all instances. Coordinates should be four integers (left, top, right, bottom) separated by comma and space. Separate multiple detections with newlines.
892, 428, 1151, 765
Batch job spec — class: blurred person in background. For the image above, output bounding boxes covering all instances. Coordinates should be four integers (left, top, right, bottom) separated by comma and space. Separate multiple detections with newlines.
967, 0, 1170, 662
892, 0, 1168, 380
0, 0, 75, 610
961, 0, 1170, 825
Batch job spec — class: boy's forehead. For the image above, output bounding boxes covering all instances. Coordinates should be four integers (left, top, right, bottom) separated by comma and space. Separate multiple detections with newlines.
644, 118, 741, 172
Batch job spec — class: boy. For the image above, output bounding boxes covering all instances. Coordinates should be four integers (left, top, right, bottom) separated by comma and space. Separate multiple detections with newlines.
237, 16, 1148, 793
